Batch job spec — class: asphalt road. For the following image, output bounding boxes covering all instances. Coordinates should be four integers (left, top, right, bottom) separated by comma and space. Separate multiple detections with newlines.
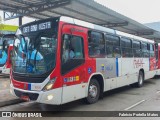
1, 77, 160, 120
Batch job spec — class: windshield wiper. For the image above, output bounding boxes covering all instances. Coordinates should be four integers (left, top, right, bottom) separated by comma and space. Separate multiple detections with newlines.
27, 32, 42, 73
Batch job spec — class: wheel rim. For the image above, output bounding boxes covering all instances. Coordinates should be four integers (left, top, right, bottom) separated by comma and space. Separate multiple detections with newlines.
139, 74, 143, 85
89, 84, 98, 98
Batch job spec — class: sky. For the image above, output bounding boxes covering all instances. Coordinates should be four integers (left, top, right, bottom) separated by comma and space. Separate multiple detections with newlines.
0, 0, 160, 26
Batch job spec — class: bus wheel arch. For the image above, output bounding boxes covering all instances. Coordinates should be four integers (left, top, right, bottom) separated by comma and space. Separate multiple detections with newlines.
85, 73, 104, 104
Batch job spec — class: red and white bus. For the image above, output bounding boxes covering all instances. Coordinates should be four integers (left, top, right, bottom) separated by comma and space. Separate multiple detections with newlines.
10, 16, 159, 104
0, 34, 15, 74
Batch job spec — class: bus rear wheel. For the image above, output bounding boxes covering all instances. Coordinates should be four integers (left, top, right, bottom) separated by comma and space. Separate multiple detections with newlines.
136, 71, 144, 87
85, 79, 100, 104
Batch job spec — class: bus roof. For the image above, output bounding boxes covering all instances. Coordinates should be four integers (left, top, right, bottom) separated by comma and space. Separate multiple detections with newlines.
60, 16, 115, 34
60, 16, 154, 44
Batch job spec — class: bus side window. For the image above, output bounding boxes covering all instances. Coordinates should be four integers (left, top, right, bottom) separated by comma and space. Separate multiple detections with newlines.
105, 34, 121, 58
88, 31, 105, 58
133, 40, 141, 57
141, 42, 149, 58
121, 37, 133, 58
149, 44, 154, 57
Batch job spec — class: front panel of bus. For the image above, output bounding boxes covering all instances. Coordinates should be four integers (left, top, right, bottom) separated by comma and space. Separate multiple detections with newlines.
10, 18, 64, 104
0, 35, 14, 72
10, 17, 92, 105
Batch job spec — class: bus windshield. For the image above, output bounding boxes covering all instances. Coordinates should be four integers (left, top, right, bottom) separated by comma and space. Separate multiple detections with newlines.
0, 35, 14, 64
2, 35, 15, 52
11, 18, 58, 75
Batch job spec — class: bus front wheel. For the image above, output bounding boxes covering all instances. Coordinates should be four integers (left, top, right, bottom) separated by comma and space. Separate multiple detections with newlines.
85, 79, 100, 104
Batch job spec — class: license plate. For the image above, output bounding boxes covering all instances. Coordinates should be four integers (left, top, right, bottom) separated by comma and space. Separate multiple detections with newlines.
20, 95, 30, 101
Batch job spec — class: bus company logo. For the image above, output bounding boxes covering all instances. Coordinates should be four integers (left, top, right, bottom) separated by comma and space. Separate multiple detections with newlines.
106, 65, 113, 71
133, 59, 144, 68
101, 64, 105, 72
88, 68, 92, 74
2, 112, 11, 117
101, 64, 113, 73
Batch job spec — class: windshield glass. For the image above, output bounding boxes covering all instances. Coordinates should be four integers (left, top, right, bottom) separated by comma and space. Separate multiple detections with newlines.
11, 19, 58, 75
2, 35, 15, 53
0, 35, 14, 63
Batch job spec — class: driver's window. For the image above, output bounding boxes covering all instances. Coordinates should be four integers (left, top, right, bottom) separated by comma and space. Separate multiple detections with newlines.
61, 34, 84, 75
62, 34, 84, 64
62, 35, 74, 63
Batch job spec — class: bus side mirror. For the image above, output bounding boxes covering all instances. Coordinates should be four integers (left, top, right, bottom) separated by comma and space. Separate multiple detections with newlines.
2, 41, 5, 50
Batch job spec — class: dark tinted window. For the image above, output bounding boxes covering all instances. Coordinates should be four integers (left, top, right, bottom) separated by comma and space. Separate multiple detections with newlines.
88, 31, 105, 57
105, 34, 121, 58
121, 37, 132, 48
155, 43, 158, 60
105, 35, 120, 46
141, 42, 149, 57
61, 34, 84, 75
133, 40, 141, 49
133, 40, 141, 57
121, 37, 133, 57
149, 44, 154, 57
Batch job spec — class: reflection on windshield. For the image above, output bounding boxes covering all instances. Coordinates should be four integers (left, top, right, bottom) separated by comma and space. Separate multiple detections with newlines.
12, 32, 57, 75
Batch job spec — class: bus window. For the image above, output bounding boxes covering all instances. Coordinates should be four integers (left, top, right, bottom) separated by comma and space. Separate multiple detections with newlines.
121, 37, 133, 57
61, 34, 84, 75
88, 31, 105, 57
141, 42, 149, 57
150, 44, 154, 57
133, 40, 141, 57
155, 43, 158, 61
105, 34, 121, 58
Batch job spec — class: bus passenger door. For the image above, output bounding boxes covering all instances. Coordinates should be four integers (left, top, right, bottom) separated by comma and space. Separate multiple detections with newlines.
61, 25, 87, 104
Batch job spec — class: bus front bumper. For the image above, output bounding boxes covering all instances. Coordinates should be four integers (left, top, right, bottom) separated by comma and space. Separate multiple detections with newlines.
10, 84, 62, 105
2, 68, 10, 75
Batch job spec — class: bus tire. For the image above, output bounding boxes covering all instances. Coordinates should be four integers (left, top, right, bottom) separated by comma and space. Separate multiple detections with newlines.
136, 71, 144, 87
85, 79, 100, 104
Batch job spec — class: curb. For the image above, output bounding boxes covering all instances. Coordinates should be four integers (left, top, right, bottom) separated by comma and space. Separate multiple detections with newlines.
0, 99, 24, 107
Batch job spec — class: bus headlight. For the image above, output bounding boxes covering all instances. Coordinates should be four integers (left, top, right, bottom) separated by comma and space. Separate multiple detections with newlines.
43, 78, 56, 91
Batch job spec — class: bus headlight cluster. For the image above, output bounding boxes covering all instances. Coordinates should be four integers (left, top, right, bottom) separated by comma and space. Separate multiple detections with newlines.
43, 77, 56, 91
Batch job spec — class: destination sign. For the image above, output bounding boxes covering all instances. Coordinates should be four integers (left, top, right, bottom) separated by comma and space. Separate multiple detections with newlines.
22, 22, 51, 33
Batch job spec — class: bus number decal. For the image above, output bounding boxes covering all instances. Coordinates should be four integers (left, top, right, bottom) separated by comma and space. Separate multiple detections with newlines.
133, 58, 144, 68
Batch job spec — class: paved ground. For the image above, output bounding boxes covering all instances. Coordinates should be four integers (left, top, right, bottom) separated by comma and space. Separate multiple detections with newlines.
0, 77, 160, 120
0, 76, 22, 107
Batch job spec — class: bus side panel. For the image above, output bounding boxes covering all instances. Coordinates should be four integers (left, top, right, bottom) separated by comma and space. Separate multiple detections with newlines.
145, 57, 156, 79
155, 45, 160, 75
60, 23, 97, 104
102, 57, 151, 92
96, 58, 118, 91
